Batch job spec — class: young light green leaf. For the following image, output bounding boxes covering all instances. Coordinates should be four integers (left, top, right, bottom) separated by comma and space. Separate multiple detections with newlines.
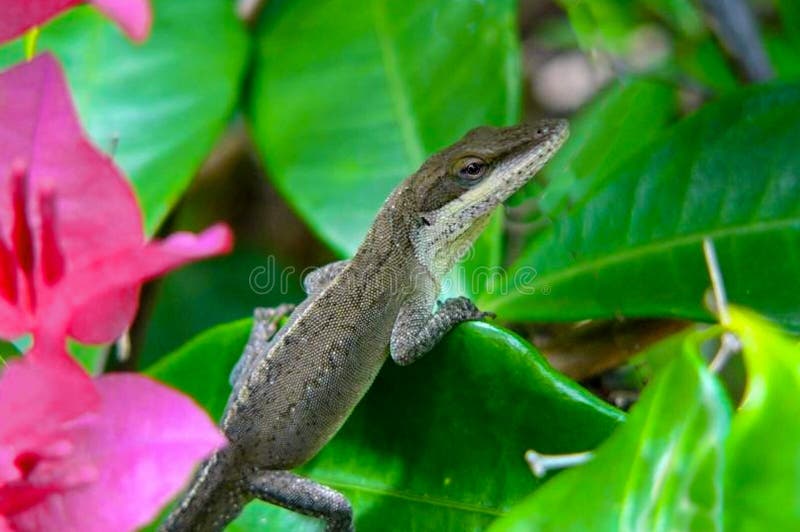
484, 83, 800, 331
724, 307, 800, 531
490, 345, 731, 532
248, 0, 520, 257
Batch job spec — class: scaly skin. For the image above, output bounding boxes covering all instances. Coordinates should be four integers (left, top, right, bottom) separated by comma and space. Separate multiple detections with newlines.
162, 120, 569, 531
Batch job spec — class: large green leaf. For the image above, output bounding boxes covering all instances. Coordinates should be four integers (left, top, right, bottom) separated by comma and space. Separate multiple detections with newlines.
724, 308, 800, 531
248, 0, 520, 257
139, 248, 305, 369
490, 345, 731, 531
0, 1, 249, 234
484, 83, 800, 330
150, 320, 622, 530
148, 319, 253, 421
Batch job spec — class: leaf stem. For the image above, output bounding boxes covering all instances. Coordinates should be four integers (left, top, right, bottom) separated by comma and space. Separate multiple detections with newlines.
702, 238, 741, 372
525, 449, 594, 478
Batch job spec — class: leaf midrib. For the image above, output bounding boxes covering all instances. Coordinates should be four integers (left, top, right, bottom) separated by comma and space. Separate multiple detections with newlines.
313, 476, 507, 517
371, 0, 425, 168
488, 216, 800, 309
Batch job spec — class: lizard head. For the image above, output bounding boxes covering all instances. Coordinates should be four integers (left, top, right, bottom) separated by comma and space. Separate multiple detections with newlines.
408, 119, 569, 277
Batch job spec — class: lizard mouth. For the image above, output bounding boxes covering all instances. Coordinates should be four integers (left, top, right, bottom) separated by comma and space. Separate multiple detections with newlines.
415, 119, 569, 276
435, 119, 569, 229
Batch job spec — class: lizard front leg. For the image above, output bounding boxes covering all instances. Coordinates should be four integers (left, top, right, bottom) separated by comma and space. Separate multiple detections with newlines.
249, 470, 353, 532
390, 292, 494, 366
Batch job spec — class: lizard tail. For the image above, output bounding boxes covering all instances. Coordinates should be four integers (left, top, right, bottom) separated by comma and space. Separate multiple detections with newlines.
160, 446, 252, 532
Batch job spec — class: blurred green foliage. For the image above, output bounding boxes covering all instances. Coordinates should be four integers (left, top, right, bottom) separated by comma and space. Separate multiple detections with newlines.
2, 0, 799, 529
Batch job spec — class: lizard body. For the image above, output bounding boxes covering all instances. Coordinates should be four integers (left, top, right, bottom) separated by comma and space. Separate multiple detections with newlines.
162, 120, 568, 531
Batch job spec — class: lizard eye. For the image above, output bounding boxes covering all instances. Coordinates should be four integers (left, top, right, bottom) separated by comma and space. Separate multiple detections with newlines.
454, 157, 488, 186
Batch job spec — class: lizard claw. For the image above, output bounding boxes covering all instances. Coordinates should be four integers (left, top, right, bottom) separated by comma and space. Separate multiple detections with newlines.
440, 297, 494, 322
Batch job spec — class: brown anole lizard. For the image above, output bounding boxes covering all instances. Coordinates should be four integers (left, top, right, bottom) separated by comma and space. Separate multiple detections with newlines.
162, 119, 569, 531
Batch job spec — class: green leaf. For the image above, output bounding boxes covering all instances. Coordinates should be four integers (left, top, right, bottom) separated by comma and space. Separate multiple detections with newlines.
490, 345, 731, 532
0, 339, 20, 366
764, 32, 800, 82
776, 0, 800, 47
675, 37, 740, 93
557, 0, 638, 51
640, 0, 704, 37
150, 319, 622, 530
0, 1, 249, 234
147, 319, 253, 420
535, 77, 677, 216
139, 248, 306, 369
484, 83, 800, 330
248, 0, 520, 256
724, 307, 800, 531
67, 341, 107, 375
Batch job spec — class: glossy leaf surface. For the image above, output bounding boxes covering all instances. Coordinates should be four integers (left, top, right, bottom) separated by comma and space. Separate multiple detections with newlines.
490, 347, 731, 531
248, 0, 520, 256
486, 83, 800, 331
150, 320, 623, 530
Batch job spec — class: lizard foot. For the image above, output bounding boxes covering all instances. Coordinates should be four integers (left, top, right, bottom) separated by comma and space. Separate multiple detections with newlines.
438, 296, 496, 321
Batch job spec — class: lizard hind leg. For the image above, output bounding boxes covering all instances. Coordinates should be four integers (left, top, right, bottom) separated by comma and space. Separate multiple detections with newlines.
230, 304, 295, 387
249, 470, 354, 532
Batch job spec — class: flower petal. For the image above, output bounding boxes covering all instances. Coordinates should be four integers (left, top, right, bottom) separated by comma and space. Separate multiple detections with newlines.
0, 1, 151, 44
10, 374, 225, 532
0, 352, 97, 457
0, 1, 78, 43
64, 224, 233, 344
0, 299, 27, 339
0, 54, 145, 338
1, 55, 233, 346
0, 351, 98, 518
91, 0, 152, 42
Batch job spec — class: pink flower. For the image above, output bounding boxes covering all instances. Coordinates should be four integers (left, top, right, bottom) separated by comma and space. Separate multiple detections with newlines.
0, 0, 151, 43
0, 350, 226, 531
0, 41, 233, 532
0, 54, 233, 356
